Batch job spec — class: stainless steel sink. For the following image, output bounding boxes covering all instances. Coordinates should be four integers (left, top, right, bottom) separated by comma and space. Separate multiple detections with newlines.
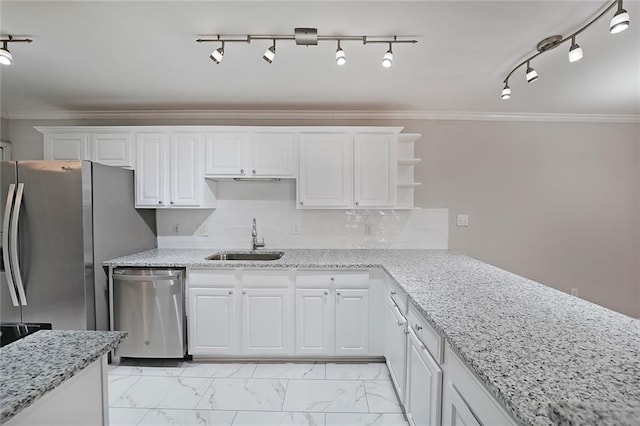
206, 251, 284, 261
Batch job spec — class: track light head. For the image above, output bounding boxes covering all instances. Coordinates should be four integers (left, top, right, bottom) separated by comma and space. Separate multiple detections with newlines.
568, 38, 583, 63
210, 42, 224, 64
336, 41, 346, 66
610, 1, 630, 34
382, 44, 393, 68
501, 83, 511, 100
0, 43, 12, 66
263, 40, 276, 64
525, 62, 538, 83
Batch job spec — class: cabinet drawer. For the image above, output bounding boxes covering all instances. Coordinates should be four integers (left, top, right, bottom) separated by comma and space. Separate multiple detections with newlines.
407, 304, 443, 364
386, 277, 407, 314
296, 270, 369, 288
242, 270, 290, 287
188, 269, 237, 287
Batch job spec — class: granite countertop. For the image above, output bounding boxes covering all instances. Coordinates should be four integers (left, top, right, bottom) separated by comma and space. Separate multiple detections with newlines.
0, 330, 127, 424
104, 248, 640, 426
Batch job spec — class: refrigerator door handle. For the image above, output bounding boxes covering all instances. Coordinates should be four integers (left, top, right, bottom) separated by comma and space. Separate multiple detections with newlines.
2, 183, 20, 307
10, 183, 27, 305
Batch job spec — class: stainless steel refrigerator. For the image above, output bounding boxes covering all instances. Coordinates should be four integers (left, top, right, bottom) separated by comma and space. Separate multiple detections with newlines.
1, 161, 157, 330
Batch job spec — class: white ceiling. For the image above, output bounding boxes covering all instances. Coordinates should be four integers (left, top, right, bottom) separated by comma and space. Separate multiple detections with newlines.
1, 1, 639, 118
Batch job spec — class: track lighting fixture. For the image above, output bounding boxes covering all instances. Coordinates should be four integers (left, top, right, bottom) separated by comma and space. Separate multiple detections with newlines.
501, 0, 631, 99
210, 41, 225, 64
263, 40, 276, 64
501, 83, 511, 100
0, 35, 33, 66
196, 28, 416, 67
525, 62, 538, 83
382, 44, 393, 68
335, 41, 346, 66
610, 0, 630, 33
568, 37, 583, 63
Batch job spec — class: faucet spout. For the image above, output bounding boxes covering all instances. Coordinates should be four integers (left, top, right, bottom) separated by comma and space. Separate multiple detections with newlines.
251, 218, 265, 250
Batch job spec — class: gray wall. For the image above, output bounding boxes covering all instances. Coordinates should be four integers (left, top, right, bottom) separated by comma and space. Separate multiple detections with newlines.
7, 117, 640, 317
1, 117, 9, 141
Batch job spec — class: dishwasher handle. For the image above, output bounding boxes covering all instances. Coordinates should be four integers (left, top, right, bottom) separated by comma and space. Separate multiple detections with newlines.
113, 270, 182, 281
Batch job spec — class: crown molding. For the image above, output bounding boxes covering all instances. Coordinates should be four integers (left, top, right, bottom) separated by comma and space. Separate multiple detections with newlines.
3, 109, 639, 123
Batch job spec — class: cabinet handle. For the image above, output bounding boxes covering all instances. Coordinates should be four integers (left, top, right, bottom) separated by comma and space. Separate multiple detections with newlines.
240, 169, 245, 175
415, 324, 423, 331
390, 291, 396, 296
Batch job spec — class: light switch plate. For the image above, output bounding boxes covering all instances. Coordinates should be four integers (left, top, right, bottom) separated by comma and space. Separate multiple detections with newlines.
456, 214, 469, 227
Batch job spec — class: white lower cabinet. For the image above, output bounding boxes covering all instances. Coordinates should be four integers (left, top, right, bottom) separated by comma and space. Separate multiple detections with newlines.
188, 288, 238, 356
335, 289, 369, 355
442, 382, 481, 426
242, 288, 293, 355
295, 289, 333, 355
406, 328, 442, 426
385, 298, 407, 403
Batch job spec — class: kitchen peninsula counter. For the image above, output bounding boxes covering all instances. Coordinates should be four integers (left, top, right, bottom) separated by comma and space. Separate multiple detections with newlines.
104, 249, 640, 425
0, 330, 126, 424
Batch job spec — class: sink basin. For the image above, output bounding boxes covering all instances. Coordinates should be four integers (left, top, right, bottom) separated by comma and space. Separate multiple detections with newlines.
206, 251, 284, 261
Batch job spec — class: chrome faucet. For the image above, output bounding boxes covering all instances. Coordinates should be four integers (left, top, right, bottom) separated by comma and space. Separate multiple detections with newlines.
251, 218, 265, 250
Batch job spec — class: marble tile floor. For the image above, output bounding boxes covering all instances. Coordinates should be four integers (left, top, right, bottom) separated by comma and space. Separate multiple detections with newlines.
108, 360, 409, 426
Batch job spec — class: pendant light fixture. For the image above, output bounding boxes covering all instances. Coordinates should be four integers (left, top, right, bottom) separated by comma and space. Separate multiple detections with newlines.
382, 43, 393, 68
501, 0, 630, 100
335, 41, 346, 66
263, 40, 276, 63
197, 29, 416, 68
0, 35, 33, 66
610, 0, 630, 33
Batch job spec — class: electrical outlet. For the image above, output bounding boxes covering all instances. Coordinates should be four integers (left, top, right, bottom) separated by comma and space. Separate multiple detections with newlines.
196, 224, 208, 237
172, 223, 180, 235
570, 288, 579, 297
456, 214, 469, 227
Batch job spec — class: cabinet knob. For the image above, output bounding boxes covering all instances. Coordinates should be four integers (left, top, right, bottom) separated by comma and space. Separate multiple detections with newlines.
390, 291, 396, 296
252, 170, 256, 175
158, 201, 162, 204
299, 201, 304, 206
228, 291, 233, 295
240, 169, 245, 175
404, 330, 410, 335
397, 320, 404, 326
170, 201, 174, 205
324, 291, 328, 295
336, 292, 341, 296
330, 277, 335, 281
415, 324, 423, 331
355, 201, 359, 206
242, 291, 247, 295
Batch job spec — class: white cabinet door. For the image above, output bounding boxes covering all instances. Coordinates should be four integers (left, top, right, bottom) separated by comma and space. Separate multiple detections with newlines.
441, 383, 481, 426
135, 133, 168, 207
44, 134, 88, 160
406, 329, 442, 426
170, 133, 201, 206
242, 288, 293, 355
385, 299, 407, 403
298, 134, 352, 208
354, 134, 396, 208
295, 289, 333, 355
188, 288, 238, 355
251, 133, 297, 177
204, 133, 249, 176
335, 289, 369, 355
89, 133, 134, 168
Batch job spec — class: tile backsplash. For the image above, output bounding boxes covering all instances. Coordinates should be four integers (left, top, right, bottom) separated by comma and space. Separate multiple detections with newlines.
156, 181, 447, 250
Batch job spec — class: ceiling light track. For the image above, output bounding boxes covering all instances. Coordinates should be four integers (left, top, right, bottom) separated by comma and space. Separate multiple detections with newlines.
196, 29, 417, 67
0, 35, 33, 66
501, 0, 630, 100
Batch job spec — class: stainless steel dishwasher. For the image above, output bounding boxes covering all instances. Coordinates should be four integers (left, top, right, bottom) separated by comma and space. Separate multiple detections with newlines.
113, 268, 186, 358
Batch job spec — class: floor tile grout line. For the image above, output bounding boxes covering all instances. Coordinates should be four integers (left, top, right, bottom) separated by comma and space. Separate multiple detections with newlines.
230, 410, 239, 426
134, 408, 151, 426
362, 380, 372, 413
109, 375, 143, 406
193, 377, 216, 410
280, 379, 290, 412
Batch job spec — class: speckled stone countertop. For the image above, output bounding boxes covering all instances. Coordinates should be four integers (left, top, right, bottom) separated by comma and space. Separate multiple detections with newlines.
104, 249, 640, 426
0, 330, 126, 423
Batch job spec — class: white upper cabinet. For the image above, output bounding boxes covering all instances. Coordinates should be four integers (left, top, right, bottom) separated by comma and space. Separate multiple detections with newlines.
354, 134, 397, 208
136, 133, 168, 207
136, 133, 210, 208
298, 133, 353, 208
204, 133, 249, 176
44, 134, 88, 160
251, 133, 297, 177
89, 133, 134, 168
205, 133, 297, 178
